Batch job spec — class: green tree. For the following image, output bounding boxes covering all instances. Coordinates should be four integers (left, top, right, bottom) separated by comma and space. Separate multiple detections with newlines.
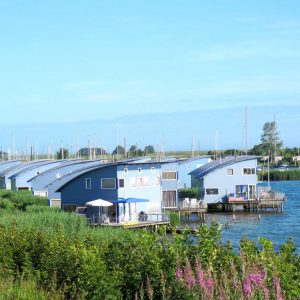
144, 145, 155, 155
128, 145, 143, 157
260, 121, 282, 162
112, 145, 125, 155
56, 148, 69, 159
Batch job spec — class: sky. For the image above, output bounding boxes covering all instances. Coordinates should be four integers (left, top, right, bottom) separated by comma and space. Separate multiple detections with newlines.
0, 0, 300, 153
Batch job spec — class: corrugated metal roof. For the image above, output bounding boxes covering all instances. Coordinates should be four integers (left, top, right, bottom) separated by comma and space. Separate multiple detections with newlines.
189, 156, 258, 179
8, 160, 65, 179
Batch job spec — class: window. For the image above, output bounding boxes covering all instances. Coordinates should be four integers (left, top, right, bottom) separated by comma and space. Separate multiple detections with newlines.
118, 178, 125, 188
137, 177, 143, 187
50, 199, 61, 208
101, 178, 116, 189
130, 177, 137, 187
249, 185, 256, 200
227, 168, 233, 175
236, 185, 247, 198
155, 176, 160, 185
85, 178, 92, 189
63, 204, 77, 212
162, 171, 177, 180
143, 176, 149, 186
206, 188, 218, 195
243, 168, 256, 175
162, 191, 177, 208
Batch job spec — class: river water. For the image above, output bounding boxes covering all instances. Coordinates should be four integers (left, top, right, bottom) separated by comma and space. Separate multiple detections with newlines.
181, 180, 300, 252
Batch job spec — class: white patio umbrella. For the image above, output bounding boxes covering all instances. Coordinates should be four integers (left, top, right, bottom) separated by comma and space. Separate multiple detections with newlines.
86, 199, 113, 223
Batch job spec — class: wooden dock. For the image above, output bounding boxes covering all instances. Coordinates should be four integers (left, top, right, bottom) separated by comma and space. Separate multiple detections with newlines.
88, 220, 169, 231
225, 199, 285, 213
167, 207, 206, 222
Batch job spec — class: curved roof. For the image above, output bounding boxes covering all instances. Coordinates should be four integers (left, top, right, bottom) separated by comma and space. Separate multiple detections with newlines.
0, 160, 45, 177
8, 160, 65, 179
51, 163, 113, 192
53, 157, 164, 192
28, 159, 99, 182
189, 156, 258, 179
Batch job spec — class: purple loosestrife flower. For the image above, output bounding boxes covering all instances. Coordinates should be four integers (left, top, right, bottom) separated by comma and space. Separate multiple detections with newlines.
243, 278, 252, 298
176, 267, 183, 282
273, 275, 283, 300
184, 257, 195, 289
248, 272, 264, 288
205, 271, 214, 298
175, 257, 183, 282
195, 257, 205, 289
263, 287, 270, 300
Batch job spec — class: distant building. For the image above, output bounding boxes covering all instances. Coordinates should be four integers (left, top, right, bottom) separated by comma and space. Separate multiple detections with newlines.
274, 156, 284, 163
292, 156, 300, 162
190, 156, 258, 204
54, 157, 210, 218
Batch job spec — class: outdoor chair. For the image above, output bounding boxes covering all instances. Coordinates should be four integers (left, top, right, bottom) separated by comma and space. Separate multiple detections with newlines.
183, 198, 190, 208
190, 198, 197, 208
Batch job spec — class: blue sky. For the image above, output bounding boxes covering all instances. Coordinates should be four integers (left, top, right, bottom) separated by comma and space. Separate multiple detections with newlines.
0, 0, 300, 152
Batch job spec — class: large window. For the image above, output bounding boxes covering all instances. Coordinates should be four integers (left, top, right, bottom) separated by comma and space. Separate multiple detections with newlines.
249, 185, 256, 200
162, 191, 176, 208
85, 178, 92, 189
162, 171, 177, 180
143, 176, 149, 186
243, 168, 256, 175
155, 176, 160, 185
235, 185, 248, 198
63, 204, 77, 212
101, 178, 116, 189
137, 177, 143, 187
130, 177, 137, 187
206, 188, 218, 195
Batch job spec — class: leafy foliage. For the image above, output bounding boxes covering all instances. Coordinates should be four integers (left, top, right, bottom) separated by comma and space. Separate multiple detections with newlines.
258, 169, 300, 181
112, 145, 125, 155
56, 147, 69, 159
179, 188, 199, 199
0, 190, 299, 299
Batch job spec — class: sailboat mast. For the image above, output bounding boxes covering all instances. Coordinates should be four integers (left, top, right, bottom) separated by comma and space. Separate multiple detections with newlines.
243, 106, 248, 156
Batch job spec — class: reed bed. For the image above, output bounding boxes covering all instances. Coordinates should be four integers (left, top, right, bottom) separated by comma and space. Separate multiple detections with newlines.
0, 190, 299, 299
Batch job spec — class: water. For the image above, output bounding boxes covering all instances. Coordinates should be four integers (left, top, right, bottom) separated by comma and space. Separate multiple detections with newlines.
181, 181, 300, 252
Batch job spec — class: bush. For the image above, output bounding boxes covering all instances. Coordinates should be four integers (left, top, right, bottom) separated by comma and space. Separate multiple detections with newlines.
179, 188, 199, 199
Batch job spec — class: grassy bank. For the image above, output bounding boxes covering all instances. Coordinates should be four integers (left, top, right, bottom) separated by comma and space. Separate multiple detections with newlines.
258, 169, 300, 181
0, 190, 299, 299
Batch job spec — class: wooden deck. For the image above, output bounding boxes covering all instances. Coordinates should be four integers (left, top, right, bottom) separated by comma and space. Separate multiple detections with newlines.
225, 199, 285, 212
166, 207, 206, 222
88, 220, 169, 230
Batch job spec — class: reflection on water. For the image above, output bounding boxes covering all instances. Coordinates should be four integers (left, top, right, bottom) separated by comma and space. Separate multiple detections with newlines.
180, 181, 300, 252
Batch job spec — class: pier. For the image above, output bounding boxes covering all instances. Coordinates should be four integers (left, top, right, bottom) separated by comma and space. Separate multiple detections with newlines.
166, 207, 206, 223
225, 199, 284, 213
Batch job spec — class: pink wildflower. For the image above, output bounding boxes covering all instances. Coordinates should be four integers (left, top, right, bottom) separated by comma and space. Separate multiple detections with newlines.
176, 267, 183, 282
273, 275, 283, 300
205, 271, 214, 297
243, 278, 252, 298
175, 257, 183, 282
184, 256, 195, 289
263, 287, 270, 300
195, 257, 205, 289
248, 272, 264, 288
